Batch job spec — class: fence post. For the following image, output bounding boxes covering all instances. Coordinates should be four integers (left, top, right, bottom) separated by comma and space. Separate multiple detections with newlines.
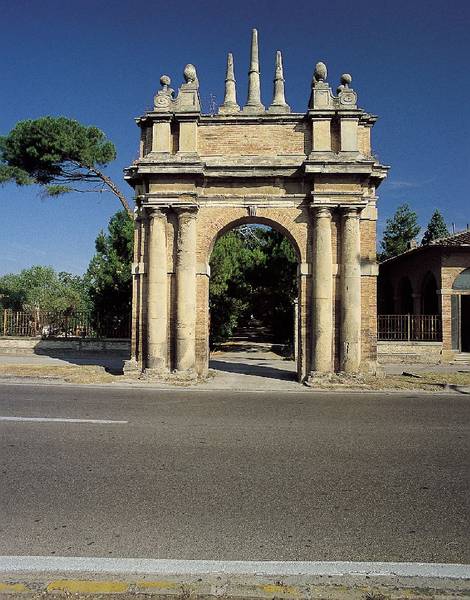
407, 313, 411, 341
2, 309, 6, 336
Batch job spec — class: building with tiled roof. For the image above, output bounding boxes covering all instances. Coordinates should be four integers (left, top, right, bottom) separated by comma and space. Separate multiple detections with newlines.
378, 229, 470, 361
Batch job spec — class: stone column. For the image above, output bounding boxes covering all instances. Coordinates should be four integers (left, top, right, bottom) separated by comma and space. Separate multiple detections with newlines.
341, 207, 362, 372
146, 208, 168, 371
311, 207, 333, 373
175, 207, 198, 372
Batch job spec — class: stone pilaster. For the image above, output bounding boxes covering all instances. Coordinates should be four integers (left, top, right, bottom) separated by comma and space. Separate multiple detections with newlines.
340, 207, 362, 372
152, 116, 172, 153
310, 207, 333, 373
146, 208, 168, 372
175, 206, 199, 372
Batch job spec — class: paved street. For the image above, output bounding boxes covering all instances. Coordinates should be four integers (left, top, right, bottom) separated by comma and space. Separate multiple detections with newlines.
0, 383, 469, 563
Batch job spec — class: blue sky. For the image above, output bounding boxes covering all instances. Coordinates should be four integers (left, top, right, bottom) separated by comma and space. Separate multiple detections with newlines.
1, 0, 469, 275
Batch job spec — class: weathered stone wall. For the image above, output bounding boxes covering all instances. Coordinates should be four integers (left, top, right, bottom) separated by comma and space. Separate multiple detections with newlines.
0, 338, 130, 355
377, 341, 443, 364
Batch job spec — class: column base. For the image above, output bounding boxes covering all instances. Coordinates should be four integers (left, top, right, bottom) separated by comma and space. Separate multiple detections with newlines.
304, 370, 368, 388
171, 368, 198, 383
142, 367, 170, 381
123, 358, 140, 374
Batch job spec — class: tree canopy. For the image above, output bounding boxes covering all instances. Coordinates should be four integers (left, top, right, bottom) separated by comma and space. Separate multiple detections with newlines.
209, 226, 297, 345
379, 203, 420, 261
0, 266, 90, 313
421, 209, 449, 245
86, 210, 133, 319
0, 116, 132, 215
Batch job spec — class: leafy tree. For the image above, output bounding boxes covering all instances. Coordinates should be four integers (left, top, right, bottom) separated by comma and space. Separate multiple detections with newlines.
379, 203, 420, 261
246, 229, 297, 342
209, 231, 256, 343
86, 210, 133, 319
0, 266, 90, 313
421, 209, 449, 245
209, 226, 298, 345
0, 116, 132, 215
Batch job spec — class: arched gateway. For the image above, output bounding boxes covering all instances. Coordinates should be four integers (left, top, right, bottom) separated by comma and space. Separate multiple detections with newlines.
124, 30, 388, 382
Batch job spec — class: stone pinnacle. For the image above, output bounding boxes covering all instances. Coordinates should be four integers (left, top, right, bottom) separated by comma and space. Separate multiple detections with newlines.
268, 50, 290, 113
219, 52, 240, 114
243, 28, 265, 113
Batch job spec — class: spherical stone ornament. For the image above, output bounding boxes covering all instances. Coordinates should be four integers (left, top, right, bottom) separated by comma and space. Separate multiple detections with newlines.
160, 75, 171, 87
183, 64, 197, 83
340, 73, 352, 86
314, 62, 328, 82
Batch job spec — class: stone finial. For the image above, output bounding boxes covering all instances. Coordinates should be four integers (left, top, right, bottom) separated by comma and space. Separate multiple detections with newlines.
172, 64, 201, 112
219, 52, 240, 114
308, 61, 333, 109
242, 28, 265, 113
160, 75, 172, 90
314, 62, 328, 83
183, 64, 199, 87
337, 73, 352, 93
337, 73, 357, 107
154, 75, 175, 111
267, 51, 290, 114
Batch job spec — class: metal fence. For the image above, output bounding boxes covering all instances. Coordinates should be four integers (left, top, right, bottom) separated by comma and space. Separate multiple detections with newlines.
0, 310, 130, 339
378, 314, 442, 342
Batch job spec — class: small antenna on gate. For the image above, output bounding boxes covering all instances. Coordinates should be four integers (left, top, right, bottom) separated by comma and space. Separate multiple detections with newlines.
208, 93, 217, 115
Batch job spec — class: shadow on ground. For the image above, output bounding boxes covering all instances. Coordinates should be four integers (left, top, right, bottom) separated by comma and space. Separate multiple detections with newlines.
210, 358, 297, 381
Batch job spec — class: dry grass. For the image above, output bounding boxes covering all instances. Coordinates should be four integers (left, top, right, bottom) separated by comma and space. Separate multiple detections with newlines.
311, 370, 470, 392
0, 364, 122, 384
0, 363, 468, 392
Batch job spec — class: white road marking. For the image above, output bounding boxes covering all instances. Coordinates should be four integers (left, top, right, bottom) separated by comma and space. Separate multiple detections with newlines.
0, 416, 127, 424
0, 556, 468, 579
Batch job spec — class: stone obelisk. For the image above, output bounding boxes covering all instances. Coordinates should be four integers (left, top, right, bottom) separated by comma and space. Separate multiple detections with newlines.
219, 52, 240, 114
268, 50, 290, 113
243, 28, 264, 113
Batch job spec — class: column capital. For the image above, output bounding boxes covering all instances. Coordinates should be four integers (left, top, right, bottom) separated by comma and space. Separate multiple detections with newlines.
341, 205, 362, 219
146, 206, 168, 220
310, 205, 333, 218
173, 204, 199, 219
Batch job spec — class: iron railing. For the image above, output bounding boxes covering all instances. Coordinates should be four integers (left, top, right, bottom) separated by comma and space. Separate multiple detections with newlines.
378, 314, 442, 342
0, 310, 130, 339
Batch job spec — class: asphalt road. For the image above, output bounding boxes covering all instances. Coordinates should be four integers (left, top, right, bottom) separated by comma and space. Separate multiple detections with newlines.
0, 383, 469, 563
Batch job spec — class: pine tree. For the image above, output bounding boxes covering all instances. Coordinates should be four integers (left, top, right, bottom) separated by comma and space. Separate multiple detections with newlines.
0, 116, 132, 215
421, 209, 449, 245
379, 203, 420, 261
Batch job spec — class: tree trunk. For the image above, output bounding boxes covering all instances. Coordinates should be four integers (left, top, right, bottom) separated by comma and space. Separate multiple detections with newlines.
89, 166, 133, 217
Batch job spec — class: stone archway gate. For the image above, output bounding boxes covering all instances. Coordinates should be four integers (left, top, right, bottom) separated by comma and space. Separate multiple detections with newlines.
124, 30, 388, 382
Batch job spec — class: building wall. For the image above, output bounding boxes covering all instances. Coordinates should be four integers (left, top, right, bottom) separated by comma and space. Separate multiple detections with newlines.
198, 121, 311, 156
378, 246, 470, 359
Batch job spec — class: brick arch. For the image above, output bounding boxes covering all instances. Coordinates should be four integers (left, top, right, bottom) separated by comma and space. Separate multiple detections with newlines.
452, 267, 470, 291
197, 206, 308, 264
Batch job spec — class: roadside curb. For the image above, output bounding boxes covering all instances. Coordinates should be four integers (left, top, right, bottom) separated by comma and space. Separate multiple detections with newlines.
1, 558, 469, 599
0, 377, 465, 395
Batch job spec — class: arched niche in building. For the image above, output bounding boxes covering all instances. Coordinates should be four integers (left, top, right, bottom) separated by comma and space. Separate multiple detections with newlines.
398, 276, 413, 314
421, 271, 439, 314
